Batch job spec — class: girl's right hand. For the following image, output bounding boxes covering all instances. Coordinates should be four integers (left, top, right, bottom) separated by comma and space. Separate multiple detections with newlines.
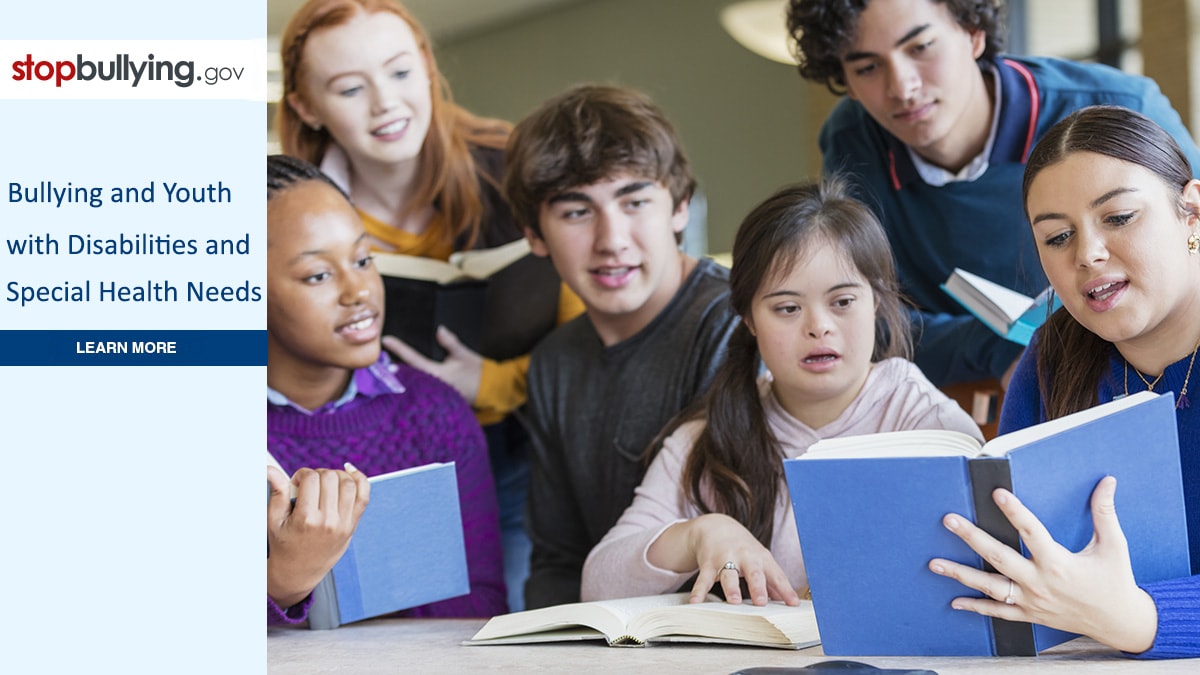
654, 513, 801, 607
266, 465, 370, 609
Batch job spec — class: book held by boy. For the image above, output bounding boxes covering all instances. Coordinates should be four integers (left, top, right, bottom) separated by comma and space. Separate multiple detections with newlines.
783, 391, 1189, 656
266, 455, 470, 629
940, 267, 1062, 346
373, 238, 560, 361
464, 593, 820, 649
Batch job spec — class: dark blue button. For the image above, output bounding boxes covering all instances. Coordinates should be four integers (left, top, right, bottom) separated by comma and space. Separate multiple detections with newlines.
0, 330, 266, 365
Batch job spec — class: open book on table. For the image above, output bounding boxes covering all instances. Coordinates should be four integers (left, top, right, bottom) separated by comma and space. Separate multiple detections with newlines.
464, 593, 820, 649
266, 453, 470, 629
784, 391, 1189, 656
373, 238, 560, 361
940, 267, 1061, 346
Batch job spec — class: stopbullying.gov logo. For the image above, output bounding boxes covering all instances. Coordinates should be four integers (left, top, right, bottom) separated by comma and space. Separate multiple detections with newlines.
13, 53, 242, 88
1, 39, 265, 100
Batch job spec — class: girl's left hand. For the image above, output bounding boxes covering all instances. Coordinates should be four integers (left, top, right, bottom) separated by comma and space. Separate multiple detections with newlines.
383, 326, 483, 403
928, 476, 1157, 653
683, 514, 801, 607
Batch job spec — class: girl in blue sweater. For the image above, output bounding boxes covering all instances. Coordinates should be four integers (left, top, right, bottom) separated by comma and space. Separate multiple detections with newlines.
929, 105, 1200, 658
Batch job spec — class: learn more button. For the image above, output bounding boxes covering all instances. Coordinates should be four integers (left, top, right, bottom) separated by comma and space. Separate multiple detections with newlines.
0, 330, 265, 366
77, 340, 176, 355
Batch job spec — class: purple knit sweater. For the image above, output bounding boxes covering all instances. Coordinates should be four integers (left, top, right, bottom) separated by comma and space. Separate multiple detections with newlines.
266, 363, 506, 624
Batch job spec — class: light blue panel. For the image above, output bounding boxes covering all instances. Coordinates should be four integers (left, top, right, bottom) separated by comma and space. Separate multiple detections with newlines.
0, 1, 260, 39
0, 2, 264, 674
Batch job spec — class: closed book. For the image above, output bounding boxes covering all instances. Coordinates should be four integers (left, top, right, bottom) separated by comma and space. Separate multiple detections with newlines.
940, 267, 1062, 346
304, 462, 470, 629
373, 238, 560, 361
464, 593, 820, 649
784, 391, 1189, 656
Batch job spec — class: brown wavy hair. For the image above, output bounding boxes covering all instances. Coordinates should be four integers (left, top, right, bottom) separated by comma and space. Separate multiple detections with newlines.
1022, 105, 1197, 419
786, 0, 1006, 95
503, 84, 696, 240
680, 177, 912, 546
277, 0, 511, 249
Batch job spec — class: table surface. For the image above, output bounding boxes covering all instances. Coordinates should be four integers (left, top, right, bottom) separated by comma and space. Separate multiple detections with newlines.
268, 618, 1200, 674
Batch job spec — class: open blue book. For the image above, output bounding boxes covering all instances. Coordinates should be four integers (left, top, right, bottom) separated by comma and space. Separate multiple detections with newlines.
940, 268, 1062, 346
784, 392, 1189, 656
266, 455, 470, 629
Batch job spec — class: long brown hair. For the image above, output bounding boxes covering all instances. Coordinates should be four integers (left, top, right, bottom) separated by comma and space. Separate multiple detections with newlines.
277, 0, 511, 249
1023, 105, 1196, 419
681, 177, 911, 546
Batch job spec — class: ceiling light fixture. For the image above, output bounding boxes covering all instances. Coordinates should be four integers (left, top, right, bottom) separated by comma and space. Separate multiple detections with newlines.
719, 0, 797, 66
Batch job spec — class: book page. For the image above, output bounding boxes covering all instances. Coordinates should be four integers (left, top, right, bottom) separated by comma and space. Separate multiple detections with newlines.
799, 429, 983, 459
980, 390, 1158, 457
944, 268, 1035, 330
450, 238, 532, 279
469, 597, 630, 642
632, 599, 819, 647
366, 461, 450, 483
372, 253, 466, 284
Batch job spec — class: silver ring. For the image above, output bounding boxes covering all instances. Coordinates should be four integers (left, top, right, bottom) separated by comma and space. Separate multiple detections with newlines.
723, 561, 739, 574
1003, 579, 1015, 605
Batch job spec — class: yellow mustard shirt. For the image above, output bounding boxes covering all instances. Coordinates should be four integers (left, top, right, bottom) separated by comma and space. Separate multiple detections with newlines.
359, 208, 585, 425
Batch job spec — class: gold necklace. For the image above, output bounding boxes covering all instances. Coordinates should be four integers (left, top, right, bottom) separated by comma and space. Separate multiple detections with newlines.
1132, 367, 1164, 392
1124, 337, 1200, 409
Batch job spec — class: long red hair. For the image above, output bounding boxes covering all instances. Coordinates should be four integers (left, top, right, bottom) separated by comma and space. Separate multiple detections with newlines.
277, 0, 510, 248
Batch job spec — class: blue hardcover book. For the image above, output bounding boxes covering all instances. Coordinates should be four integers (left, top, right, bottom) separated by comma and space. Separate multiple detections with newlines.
940, 268, 1062, 346
298, 462, 470, 629
784, 392, 1188, 656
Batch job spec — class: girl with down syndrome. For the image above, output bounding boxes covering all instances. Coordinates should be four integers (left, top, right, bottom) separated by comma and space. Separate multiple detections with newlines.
581, 177, 981, 605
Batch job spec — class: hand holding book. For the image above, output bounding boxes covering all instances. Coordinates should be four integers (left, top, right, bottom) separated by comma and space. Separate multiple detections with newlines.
784, 392, 1188, 655
266, 463, 370, 610
931, 476, 1159, 654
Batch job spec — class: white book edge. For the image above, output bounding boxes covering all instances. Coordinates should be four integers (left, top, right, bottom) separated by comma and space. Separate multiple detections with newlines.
944, 268, 1036, 331
793, 391, 1160, 461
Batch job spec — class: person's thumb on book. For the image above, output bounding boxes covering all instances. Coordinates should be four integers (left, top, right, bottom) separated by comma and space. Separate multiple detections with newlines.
267, 465, 294, 525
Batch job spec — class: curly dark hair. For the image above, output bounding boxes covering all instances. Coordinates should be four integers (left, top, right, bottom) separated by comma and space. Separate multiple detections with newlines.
787, 0, 1006, 94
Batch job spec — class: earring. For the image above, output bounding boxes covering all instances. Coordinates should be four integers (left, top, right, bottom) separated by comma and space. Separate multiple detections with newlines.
1189, 231, 1200, 255
310, 122, 323, 132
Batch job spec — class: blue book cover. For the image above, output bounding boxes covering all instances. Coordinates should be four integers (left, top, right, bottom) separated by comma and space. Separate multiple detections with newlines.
784, 392, 1188, 656
307, 462, 470, 628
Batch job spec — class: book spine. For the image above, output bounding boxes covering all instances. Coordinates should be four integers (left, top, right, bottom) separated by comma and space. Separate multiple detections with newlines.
305, 573, 342, 630
968, 458, 1036, 656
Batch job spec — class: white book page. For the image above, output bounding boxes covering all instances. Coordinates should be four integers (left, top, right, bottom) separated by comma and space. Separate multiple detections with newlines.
450, 238, 531, 278
799, 429, 983, 459
948, 268, 1035, 326
367, 461, 450, 483
980, 391, 1157, 457
372, 253, 465, 284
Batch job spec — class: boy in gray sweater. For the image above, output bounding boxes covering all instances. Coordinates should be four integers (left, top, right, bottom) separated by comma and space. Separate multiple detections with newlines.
504, 84, 738, 609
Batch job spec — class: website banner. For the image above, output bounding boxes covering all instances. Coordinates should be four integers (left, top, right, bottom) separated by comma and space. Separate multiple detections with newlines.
1, 3, 262, 673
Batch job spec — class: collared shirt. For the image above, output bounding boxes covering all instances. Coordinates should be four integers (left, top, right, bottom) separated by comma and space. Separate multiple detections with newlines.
908, 63, 1003, 186
267, 352, 406, 415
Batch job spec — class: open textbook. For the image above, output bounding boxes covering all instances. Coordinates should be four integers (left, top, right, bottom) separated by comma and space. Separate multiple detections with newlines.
372, 238, 560, 361
785, 391, 1189, 656
940, 268, 1061, 346
465, 593, 820, 649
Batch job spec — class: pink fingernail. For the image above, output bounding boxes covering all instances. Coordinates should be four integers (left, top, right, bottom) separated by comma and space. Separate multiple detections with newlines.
931, 563, 944, 574
945, 516, 960, 530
